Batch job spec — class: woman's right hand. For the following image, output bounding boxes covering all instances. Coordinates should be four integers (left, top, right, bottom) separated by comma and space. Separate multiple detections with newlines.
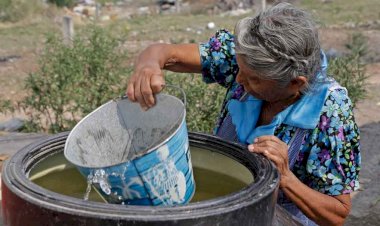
126, 43, 201, 110
126, 46, 166, 110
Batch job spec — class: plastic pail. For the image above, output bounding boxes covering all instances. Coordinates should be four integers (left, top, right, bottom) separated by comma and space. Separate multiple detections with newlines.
64, 93, 194, 206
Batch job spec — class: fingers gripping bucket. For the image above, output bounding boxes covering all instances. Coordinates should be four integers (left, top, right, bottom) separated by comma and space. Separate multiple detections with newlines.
64, 90, 194, 206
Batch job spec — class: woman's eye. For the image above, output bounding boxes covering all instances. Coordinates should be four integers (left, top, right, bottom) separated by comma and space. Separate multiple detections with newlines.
248, 76, 259, 82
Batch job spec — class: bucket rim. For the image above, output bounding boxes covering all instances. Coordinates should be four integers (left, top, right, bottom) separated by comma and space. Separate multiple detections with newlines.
64, 93, 186, 168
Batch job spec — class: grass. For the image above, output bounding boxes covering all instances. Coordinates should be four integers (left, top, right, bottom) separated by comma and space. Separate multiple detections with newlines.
0, 20, 60, 52
0, 0, 45, 22
106, 12, 250, 44
1, 0, 379, 53
297, 0, 380, 26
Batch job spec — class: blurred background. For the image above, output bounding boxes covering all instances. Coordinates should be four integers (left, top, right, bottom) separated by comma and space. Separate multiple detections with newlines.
0, 0, 379, 133
0, 0, 379, 225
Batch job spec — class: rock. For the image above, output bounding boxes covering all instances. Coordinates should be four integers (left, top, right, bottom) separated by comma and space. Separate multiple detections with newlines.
0, 55, 21, 63
344, 22, 356, 29
0, 118, 24, 132
138, 7, 151, 15
221, 9, 251, 17
207, 22, 216, 29
100, 15, 110, 21
73, 5, 96, 17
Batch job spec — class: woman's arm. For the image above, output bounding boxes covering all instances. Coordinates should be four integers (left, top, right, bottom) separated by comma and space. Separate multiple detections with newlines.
249, 135, 352, 226
127, 43, 201, 109
281, 171, 351, 226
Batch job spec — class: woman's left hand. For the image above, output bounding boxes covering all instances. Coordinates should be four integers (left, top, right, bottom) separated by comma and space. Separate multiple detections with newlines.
248, 135, 293, 188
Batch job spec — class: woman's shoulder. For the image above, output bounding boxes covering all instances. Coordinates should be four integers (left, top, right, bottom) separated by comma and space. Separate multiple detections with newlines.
212, 29, 235, 40
201, 29, 235, 54
321, 83, 353, 119
199, 29, 238, 88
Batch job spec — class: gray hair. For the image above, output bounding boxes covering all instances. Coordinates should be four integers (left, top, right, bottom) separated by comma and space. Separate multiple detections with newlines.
234, 3, 321, 91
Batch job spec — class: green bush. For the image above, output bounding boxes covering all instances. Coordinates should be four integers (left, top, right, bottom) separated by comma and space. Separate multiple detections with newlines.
164, 73, 225, 133
329, 33, 369, 106
47, 0, 75, 8
0, 0, 44, 22
12, 26, 129, 133
0, 28, 368, 134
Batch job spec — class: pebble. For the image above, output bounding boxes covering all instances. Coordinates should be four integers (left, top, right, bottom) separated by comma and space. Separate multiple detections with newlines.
0, 118, 24, 132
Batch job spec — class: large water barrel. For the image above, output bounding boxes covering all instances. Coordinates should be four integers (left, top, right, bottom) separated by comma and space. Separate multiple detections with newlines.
2, 132, 280, 226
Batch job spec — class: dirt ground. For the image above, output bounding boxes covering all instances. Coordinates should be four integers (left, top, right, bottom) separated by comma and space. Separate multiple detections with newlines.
319, 28, 380, 126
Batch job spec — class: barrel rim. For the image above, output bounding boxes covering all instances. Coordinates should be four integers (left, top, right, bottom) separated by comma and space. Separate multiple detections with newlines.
2, 131, 279, 221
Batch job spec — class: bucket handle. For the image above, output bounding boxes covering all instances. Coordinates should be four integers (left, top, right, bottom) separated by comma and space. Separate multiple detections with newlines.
117, 84, 187, 107
162, 84, 187, 107
115, 84, 187, 163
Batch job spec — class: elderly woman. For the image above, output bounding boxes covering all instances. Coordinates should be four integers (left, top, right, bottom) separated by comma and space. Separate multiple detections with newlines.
126, 3, 361, 226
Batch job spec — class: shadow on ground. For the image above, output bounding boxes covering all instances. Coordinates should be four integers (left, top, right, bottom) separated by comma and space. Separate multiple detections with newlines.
345, 122, 380, 225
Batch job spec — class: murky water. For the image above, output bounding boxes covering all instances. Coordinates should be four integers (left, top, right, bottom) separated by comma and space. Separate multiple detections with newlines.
32, 167, 106, 202
31, 165, 249, 203
190, 167, 248, 202
30, 146, 253, 204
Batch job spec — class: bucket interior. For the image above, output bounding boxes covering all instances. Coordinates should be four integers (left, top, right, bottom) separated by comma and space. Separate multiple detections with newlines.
29, 145, 253, 203
64, 94, 185, 168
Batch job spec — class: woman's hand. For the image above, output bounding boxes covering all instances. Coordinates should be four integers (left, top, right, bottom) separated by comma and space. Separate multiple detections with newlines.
248, 135, 293, 188
126, 43, 201, 110
126, 46, 166, 110
249, 135, 352, 225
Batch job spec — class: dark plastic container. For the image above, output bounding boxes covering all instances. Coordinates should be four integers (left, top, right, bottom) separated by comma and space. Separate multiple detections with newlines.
2, 132, 279, 226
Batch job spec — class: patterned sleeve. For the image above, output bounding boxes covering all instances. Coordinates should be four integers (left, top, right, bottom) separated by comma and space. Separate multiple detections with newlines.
297, 89, 361, 196
198, 29, 239, 88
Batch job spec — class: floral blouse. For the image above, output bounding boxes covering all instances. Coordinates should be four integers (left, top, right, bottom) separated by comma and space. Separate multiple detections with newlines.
199, 29, 361, 196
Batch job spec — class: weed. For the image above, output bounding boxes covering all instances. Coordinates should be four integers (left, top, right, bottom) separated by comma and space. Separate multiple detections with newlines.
0, 0, 44, 22
329, 33, 369, 106
1, 25, 130, 133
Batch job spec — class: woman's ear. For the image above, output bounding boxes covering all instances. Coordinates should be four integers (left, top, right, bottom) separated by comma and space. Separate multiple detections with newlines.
290, 76, 307, 91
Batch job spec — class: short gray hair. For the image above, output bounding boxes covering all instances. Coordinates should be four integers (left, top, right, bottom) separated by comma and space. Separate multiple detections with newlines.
234, 3, 321, 90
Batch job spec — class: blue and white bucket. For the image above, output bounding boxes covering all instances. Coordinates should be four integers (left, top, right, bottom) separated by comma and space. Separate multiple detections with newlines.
64, 92, 195, 206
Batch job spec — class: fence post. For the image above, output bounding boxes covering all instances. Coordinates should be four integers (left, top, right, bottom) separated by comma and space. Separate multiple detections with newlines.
262, 0, 266, 11
62, 16, 74, 46
95, 3, 101, 21
176, 0, 181, 13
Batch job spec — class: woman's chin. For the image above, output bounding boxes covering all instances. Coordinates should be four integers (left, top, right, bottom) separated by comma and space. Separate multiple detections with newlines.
248, 91, 265, 100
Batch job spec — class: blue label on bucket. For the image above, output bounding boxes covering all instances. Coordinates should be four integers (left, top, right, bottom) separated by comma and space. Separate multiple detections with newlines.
134, 123, 193, 206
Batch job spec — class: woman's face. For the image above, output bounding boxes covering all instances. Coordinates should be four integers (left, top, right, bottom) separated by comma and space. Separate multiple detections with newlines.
235, 54, 297, 102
